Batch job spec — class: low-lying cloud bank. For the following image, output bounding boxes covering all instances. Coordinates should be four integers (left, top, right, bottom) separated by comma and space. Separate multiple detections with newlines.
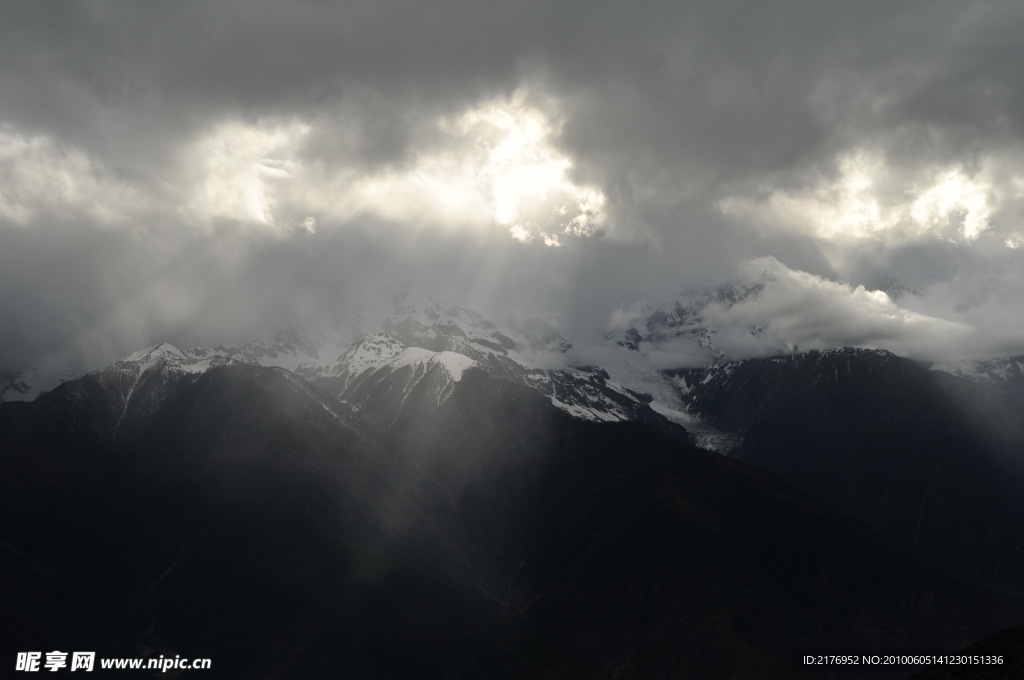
602, 257, 1024, 367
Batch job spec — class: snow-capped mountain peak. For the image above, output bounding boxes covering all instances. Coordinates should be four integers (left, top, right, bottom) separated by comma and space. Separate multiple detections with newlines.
383, 294, 521, 361
118, 342, 192, 369
383, 294, 577, 372
114, 342, 235, 376
332, 332, 477, 383
334, 333, 407, 373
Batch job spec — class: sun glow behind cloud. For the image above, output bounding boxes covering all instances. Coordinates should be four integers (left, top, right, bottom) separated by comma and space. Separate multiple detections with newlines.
719, 149, 1001, 244
348, 98, 606, 244
184, 120, 311, 228
452, 102, 606, 242
176, 97, 606, 245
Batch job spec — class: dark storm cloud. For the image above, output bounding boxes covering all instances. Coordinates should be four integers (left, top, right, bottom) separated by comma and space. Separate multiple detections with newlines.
9, 1, 1020, 184
3, 0, 1024, 371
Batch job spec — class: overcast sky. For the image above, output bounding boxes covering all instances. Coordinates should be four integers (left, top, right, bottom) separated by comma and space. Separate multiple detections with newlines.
4, 1, 1024, 372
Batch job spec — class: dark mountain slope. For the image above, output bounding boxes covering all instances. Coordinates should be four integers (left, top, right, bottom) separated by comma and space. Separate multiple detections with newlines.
2, 364, 581, 678
673, 349, 1024, 590
375, 369, 1024, 679
3, 362, 1024, 678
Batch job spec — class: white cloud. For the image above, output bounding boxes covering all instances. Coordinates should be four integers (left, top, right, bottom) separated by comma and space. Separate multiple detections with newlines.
169, 97, 608, 246
609, 256, 1011, 363
339, 97, 605, 243
181, 119, 311, 230
194, 96, 606, 244
0, 127, 142, 227
603, 256, 998, 366
719, 149, 1006, 245
607, 300, 650, 332
705, 257, 977, 360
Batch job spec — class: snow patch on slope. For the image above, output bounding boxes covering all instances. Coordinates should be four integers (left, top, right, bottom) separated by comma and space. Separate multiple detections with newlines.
385, 346, 477, 382
577, 338, 740, 450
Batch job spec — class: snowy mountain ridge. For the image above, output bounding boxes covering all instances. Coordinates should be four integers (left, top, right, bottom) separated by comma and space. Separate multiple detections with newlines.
8, 289, 1024, 453
328, 296, 669, 428
8, 295, 675, 436
929, 355, 1024, 387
